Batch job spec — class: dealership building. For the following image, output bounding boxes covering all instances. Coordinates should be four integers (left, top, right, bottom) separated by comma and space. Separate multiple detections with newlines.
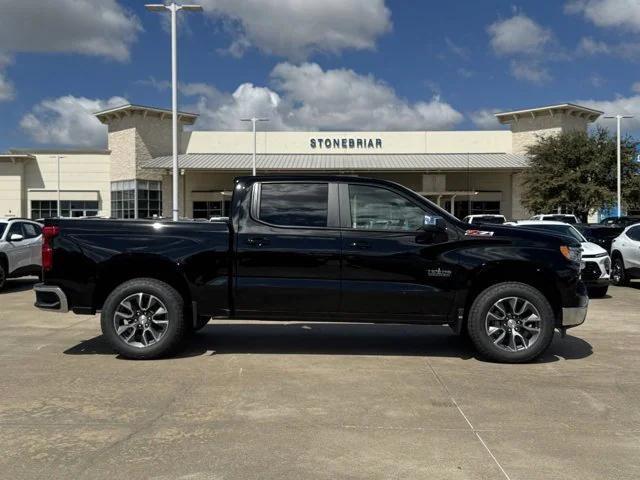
0, 102, 603, 220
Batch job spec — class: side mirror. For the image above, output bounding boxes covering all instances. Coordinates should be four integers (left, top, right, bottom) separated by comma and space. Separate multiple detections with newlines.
423, 215, 445, 231
9, 233, 24, 242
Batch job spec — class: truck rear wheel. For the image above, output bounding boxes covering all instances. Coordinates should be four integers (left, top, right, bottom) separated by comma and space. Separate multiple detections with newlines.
467, 282, 555, 363
101, 278, 187, 359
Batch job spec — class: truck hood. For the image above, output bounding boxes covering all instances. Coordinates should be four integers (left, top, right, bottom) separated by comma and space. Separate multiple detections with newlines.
462, 224, 583, 248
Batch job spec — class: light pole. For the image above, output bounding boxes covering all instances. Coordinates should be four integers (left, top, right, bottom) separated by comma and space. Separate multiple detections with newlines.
241, 117, 269, 175
50, 155, 65, 217
145, 2, 202, 221
604, 114, 634, 217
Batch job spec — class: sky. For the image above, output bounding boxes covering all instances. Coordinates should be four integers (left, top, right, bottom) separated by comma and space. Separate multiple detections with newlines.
1, 0, 640, 151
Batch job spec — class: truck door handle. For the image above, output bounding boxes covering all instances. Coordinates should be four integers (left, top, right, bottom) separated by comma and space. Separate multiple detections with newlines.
349, 240, 371, 250
246, 237, 270, 247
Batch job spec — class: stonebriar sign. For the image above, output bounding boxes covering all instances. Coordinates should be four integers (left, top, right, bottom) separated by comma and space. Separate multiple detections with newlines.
310, 137, 383, 149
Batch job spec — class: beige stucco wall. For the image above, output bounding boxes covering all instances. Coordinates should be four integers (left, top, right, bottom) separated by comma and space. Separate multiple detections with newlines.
107, 114, 186, 182
185, 130, 513, 155
510, 113, 590, 155
0, 161, 24, 217
23, 153, 111, 217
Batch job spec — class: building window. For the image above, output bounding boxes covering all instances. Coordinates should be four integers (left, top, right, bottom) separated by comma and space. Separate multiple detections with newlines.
111, 180, 162, 219
31, 200, 99, 219
31, 200, 57, 219
192, 200, 231, 219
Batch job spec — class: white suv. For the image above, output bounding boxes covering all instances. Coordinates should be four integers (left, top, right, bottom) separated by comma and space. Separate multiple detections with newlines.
529, 214, 580, 224
0, 218, 43, 290
610, 223, 640, 286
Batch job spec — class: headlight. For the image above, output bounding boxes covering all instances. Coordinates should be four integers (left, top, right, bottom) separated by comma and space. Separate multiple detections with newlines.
560, 245, 582, 264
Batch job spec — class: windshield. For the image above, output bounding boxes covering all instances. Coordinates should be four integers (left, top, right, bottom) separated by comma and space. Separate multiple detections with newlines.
471, 216, 505, 224
522, 224, 586, 242
0, 223, 6, 238
544, 215, 578, 224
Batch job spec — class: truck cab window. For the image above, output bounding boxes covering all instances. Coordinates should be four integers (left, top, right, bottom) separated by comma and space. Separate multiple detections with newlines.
348, 184, 424, 231
259, 183, 329, 227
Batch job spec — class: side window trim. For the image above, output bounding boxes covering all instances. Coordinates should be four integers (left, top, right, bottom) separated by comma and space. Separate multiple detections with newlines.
339, 182, 429, 232
250, 181, 339, 230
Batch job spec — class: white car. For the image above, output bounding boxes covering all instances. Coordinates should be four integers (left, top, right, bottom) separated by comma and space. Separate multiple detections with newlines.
529, 214, 580, 224
510, 220, 610, 297
0, 218, 43, 290
610, 223, 640, 286
462, 214, 507, 225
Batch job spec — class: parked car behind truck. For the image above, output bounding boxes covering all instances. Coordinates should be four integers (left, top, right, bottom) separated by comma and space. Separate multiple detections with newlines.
34, 176, 589, 363
0, 218, 42, 291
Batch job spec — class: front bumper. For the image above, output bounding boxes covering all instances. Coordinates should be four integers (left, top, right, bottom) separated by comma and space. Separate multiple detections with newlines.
581, 257, 610, 286
34, 283, 69, 313
562, 305, 588, 327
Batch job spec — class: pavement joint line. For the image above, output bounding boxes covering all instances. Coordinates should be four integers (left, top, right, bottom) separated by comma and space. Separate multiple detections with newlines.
426, 359, 512, 480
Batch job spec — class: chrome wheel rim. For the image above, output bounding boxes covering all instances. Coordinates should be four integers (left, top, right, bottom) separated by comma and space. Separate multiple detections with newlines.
485, 297, 541, 352
113, 293, 168, 348
612, 260, 622, 283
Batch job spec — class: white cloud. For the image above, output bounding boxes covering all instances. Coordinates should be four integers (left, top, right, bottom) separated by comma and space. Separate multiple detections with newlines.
0, 0, 141, 62
574, 94, 640, 130
0, 54, 14, 102
469, 109, 504, 130
566, 0, 640, 32
182, 62, 463, 131
577, 36, 640, 59
200, 0, 392, 60
577, 36, 611, 55
445, 37, 469, 59
510, 61, 551, 84
20, 96, 128, 147
488, 14, 552, 56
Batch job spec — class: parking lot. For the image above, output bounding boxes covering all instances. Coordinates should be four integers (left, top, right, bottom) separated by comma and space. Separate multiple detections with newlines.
0, 280, 639, 479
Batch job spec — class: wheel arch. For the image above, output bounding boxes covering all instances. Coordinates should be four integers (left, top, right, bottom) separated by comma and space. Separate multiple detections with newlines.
461, 262, 562, 330
93, 254, 191, 311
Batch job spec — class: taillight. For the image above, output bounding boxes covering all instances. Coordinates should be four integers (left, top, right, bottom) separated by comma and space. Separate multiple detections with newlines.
42, 226, 59, 272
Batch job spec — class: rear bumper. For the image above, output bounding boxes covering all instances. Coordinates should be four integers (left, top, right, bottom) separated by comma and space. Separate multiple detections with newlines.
34, 283, 68, 313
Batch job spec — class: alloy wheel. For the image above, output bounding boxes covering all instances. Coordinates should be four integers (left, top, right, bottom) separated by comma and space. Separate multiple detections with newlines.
485, 296, 541, 352
113, 292, 169, 348
611, 259, 623, 284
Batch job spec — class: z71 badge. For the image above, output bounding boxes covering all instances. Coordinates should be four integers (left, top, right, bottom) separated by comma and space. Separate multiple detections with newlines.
465, 229, 495, 237
427, 268, 452, 278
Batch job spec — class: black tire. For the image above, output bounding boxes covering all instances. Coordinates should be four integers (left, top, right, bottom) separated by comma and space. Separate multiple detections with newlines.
611, 256, 629, 286
193, 315, 210, 332
587, 286, 608, 298
467, 282, 555, 363
0, 262, 6, 291
101, 278, 187, 359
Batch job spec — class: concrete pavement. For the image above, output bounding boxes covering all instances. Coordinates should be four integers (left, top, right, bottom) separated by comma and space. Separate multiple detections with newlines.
1, 278, 639, 479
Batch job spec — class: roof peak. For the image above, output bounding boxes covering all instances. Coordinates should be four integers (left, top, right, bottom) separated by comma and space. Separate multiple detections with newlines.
94, 104, 198, 125
495, 103, 603, 124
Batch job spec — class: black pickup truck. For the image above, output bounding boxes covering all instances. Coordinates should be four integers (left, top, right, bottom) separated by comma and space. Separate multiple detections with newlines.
34, 176, 588, 363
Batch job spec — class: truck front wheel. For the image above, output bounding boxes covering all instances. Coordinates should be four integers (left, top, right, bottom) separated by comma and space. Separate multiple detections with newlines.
467, 282, 555, 363
101, 278, 188, 359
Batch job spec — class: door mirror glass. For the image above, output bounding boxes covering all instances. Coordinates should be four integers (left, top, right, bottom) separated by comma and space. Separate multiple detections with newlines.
9, 233, 24, 242
423, 215, 445, 230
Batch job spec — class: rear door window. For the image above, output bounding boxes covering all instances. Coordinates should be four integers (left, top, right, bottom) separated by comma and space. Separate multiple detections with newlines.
627, 226, 640, 241
23, 223, 40, 238
259, 183, 329, 227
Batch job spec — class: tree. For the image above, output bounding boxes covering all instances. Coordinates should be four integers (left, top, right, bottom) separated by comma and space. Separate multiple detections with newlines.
522, 127, 640, 222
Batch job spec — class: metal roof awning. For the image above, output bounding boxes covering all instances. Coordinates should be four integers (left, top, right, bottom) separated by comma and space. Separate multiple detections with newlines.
143, 153, 529, 171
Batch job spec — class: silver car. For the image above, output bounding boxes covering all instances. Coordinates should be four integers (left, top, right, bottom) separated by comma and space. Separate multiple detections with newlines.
0, 218, 43, 290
